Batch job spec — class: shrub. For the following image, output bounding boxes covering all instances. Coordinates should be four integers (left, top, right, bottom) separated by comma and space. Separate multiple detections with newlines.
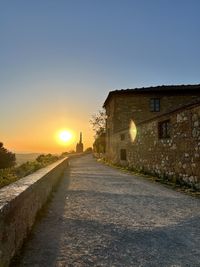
0, 168, 18, 188
0, 153, 60, 189
0, 142, 16, 169
36, 154, 59, 164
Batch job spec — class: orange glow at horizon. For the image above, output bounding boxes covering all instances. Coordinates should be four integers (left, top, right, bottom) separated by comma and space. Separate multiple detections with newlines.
1, 103, 94, 154
2, 123, 93, 154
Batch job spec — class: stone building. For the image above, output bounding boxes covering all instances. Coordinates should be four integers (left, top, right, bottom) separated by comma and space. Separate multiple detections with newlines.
103, 85, 200, 189
76, 132, 84, 153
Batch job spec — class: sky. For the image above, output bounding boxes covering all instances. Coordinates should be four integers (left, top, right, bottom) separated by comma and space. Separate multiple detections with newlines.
1, 0, 200, 153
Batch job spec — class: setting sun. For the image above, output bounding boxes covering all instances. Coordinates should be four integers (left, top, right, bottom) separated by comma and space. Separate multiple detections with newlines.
57, 130, 73, 145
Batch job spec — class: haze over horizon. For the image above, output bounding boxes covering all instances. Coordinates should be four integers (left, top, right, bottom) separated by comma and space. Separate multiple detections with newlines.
1, 0, 200, 153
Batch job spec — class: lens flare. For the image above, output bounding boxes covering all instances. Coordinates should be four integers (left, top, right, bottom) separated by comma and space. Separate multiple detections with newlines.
129, 120, 137, 142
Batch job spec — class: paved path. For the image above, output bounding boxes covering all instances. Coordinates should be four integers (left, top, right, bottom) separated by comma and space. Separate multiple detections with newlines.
15, 155, 200, 267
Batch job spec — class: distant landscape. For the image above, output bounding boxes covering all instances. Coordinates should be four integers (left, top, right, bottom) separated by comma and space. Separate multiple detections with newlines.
15, 153, 41, 165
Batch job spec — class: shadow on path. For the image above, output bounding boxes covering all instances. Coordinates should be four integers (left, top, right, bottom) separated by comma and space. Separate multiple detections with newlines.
12, 155, 200, 267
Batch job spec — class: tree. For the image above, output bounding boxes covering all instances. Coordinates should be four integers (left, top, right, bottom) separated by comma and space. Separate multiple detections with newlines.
84, 147, 93, 153
90, 109, 106, 137
93, 133, 106, 154
90, 109, 106, 154
0, 142, 16, 169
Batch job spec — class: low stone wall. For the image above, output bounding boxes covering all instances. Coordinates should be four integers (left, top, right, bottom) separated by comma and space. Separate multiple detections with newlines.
0, 157, 69, 267
127, 103, 200, 189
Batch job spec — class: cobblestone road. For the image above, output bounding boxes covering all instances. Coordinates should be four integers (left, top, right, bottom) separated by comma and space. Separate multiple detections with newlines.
15, 155, 200, 267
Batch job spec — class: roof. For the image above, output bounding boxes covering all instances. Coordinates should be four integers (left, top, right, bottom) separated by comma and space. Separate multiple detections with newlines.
103, 84, 200, 107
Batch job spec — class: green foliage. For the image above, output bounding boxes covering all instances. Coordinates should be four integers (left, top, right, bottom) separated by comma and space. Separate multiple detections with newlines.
84, 147, 93, 153
0, 153, 60, 189
0, 142, 16, 169
0, 168, 18, 188
61, 152, 69, 158
90, 109, 106, 154
36, 153, 59, 164
14, 161, 42, 177
93, 133, 106, 153
90, 109, 106, 137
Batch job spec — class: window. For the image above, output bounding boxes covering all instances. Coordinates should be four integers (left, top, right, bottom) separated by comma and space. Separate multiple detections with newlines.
158, 120, 170, 139
120, 149, 127, 160
120, 134, 125, 141
150, 98, 160, 112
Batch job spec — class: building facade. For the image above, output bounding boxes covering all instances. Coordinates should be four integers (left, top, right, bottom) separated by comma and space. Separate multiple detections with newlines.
103, 85, 200, 189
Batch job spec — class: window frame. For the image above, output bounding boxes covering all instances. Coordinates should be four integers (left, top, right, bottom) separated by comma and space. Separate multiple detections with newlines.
158, 119, 171, 139
150, 98, 160, 112
120, 133, 125, 141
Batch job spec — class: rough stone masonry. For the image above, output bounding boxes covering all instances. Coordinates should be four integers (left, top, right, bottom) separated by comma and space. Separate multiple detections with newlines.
104, 85, 200, 188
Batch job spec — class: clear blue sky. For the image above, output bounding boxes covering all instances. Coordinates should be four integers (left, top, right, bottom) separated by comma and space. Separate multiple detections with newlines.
1, 0, 200, 152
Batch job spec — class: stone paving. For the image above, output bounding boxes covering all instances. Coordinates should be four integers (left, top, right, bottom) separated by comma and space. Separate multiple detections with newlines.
14, 155, 200, 267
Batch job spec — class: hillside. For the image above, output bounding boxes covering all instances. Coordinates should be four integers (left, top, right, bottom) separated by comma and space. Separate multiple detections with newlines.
16, 153, 41, 165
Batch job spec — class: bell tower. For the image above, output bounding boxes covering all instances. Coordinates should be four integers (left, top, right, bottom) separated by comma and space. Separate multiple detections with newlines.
76, 132, 84, 153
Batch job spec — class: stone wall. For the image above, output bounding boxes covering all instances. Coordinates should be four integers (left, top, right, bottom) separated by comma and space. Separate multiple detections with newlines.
108, 103, 200, 189
105, 92, 200, 161
0, 157, 69, 267
113, 93, 200, 132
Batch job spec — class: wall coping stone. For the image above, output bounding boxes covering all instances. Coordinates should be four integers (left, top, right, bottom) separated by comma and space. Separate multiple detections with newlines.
0, 158, 67, 212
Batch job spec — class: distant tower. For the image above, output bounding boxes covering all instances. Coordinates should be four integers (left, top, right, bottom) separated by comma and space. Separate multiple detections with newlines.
80, 132, 82, 144
76, 132, 84, 153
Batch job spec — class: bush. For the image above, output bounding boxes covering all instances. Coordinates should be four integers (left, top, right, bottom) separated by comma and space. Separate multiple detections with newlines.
36, 154, 59, 164
61, 152, 69, 158
0, 168, 18, 188
85, 147, 93, 153
0, 142, 16, 169
0, 153, 60, 189
14, 161, 42, 178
